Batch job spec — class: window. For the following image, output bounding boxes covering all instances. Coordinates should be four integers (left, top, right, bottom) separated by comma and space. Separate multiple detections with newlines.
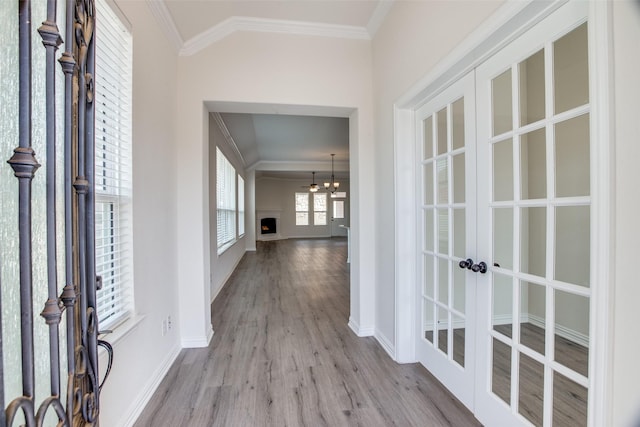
237, 175, 245, 236
95, 0, 133, 330
217, 148, 237, 251
295, 193, 309, 225
314, 193, 327, 225
333, 200, 345, 219
331, 191, 347, 198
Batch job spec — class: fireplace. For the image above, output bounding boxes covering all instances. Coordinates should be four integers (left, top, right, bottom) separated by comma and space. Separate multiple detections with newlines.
257, 211, 281, 241
261, 217, 276, 234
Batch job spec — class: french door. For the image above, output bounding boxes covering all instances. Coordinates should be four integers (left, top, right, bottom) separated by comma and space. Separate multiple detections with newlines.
416, 72, 477, 408
416, 2, 593, 426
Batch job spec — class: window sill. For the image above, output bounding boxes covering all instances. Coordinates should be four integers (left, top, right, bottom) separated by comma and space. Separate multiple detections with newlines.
98, 314, 145, 352
217, 239, 237, 256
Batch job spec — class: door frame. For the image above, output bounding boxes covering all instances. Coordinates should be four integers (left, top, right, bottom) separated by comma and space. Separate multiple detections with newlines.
393, 1, 614, 425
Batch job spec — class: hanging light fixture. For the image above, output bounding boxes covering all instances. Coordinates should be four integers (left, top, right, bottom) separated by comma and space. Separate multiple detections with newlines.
309, 171, 319, 192
324, 154, 340, 193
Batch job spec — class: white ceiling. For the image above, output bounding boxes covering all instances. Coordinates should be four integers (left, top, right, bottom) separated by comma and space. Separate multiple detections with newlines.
220, 113, 349, 167
163, 0, 383, 42
152, 1, 392, 180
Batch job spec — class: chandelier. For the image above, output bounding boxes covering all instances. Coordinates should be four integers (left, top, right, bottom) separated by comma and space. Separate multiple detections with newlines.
323, 154, 340, 193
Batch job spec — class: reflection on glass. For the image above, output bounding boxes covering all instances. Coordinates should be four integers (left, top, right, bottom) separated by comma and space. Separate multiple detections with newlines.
424, 209, 434, 252
437, 157, 448, 204
520, 281, 546, 355
493, 273, 513, 338
555, 206, 590, 287
424, 115, 434, 159
554, 23, 589, 114
438, 208, 449, 254
453, 208, 465, 259
452, 98, 465, 150
519, 353, 544, 427
453, 266, 465, 314
492, 338, 511, 405
453, 153, 465, 203
555, 290, 589, 377
493, 69, 513, 136
519, 49, 546, 126
437, 107, 448, 155
424, 299, 434, 344
494, 208, 514, 271
555, 114, 590, 197
437, 306, 449, 355
521, 128, 546, 200
493, 139, 513, 201
453, 314, 465, 367
553, 371, 588, 426
438, 257, 449, 305
521, 207, 546, 277
424, 162, 434, 205
424, 255, 434, 298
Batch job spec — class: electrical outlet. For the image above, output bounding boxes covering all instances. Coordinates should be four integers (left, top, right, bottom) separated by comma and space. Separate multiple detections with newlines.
167, 315, 172, 331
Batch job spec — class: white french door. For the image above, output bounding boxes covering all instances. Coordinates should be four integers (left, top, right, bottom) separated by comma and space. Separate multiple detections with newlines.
416, 2, 593, 426
416, 72, 477, 408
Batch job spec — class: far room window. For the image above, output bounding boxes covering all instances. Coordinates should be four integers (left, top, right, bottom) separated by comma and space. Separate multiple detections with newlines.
217, 148, 236, 252
295, 192, 309, 225
95, 0, 133, 330
314, 193, 327, 225
333, 200, 345, 219
237, 174, 245, 236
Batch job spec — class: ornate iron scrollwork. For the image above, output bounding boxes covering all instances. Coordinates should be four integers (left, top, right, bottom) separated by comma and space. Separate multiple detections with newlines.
2, 0, 107, 425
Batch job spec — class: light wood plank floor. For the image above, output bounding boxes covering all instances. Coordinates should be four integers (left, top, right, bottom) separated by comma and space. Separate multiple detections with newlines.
134, 238, 480, 427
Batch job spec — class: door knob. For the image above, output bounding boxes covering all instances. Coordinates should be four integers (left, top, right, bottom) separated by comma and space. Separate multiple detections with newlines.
471, 262, 488, 274
458, 258, 474, 269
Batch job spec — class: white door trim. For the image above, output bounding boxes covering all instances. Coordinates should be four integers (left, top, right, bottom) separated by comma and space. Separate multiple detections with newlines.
393, 1, 614, 425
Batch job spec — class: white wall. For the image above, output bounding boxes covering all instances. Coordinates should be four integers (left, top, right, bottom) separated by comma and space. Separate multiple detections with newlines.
255, 177, 350, 239
611, 2, 640, 425
99, 1, 181, 426
371, 0, 504, 353
208, 116, 247, 301
175, 30, 376, 342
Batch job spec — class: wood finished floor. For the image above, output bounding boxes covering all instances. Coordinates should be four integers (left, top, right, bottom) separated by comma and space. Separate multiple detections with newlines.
134, 238, 480, 427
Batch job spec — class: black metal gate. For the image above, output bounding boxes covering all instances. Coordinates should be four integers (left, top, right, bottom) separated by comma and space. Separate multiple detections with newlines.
2, 0, 106, 425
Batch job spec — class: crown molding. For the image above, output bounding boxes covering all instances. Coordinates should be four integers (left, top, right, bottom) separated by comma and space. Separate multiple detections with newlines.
146, 0, 183, 52
367, 0, 394, 38
180, 16, 370, 56
211, 113, 246, 167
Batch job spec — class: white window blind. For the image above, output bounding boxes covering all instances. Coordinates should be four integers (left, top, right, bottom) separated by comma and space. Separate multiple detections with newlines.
217, 148, 236, 250
237, 175, 245, 236
95, 0, 133, 330
313, 193, 327, 225
295, 193, 309, 225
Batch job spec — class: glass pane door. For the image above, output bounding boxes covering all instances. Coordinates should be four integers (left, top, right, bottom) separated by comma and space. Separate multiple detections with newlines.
416, 72, 476, 408
476, 4, 591, 425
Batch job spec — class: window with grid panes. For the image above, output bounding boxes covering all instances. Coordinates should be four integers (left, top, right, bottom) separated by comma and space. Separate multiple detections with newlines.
295, 193, 309, 225
237, 174, 245, 236
313, 193, 327, 225
95, 0, 133, 329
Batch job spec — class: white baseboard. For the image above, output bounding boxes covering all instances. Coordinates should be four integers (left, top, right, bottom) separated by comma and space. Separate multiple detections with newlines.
526, 314, 589, 348
348, 317, 374, 337
375, 329, 396, 360
181, 326, 214, 348
121, 343, 181, 427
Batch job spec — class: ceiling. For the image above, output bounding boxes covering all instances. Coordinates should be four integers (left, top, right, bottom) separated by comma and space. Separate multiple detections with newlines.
220, 113, 349, 173
153, 1, 392, 180
163, 0, 384, 42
